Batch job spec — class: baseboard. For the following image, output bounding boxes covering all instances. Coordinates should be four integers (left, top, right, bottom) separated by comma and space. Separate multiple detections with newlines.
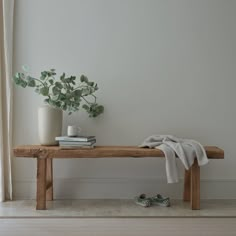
13, 177, 236, 200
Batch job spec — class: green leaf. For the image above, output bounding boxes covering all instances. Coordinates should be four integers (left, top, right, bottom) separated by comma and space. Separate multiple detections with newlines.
94, 84, 98, 90
80, 75, 88, 83
41, 71, 49, 80
61, 103, 67, 111
60, 73, 65, 82
48, 79, 54, 85
15, 72, 20, 79
55, 82, 63, 89
59, 94, 66, 101
14, 73, 25, 83
22, 64, 30, 72
74, 89, 82, 97
20, 80, 27, 88
26, 76, 36, 87
55, 101, 61, 108
44, 98, 50, 104
52, 86, 60, 95
82, 104, 89, 110
13, 75, 20, 84
70, 76, 76, 81
82, 87, 91, 96
27, 79, 36, 87
40, 87, 49, 96
52, 94, 60, 101
88, 81, 94, 86
75, 96, 81, 103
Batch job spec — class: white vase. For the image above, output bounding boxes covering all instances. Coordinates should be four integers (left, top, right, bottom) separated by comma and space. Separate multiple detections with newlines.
38, 105, 63, 145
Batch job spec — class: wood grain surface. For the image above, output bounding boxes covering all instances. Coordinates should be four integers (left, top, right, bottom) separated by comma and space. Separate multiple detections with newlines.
13, 145, 224, 159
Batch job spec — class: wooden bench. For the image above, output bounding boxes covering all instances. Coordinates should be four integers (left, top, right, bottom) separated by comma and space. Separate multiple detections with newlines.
13, 145, 224, 210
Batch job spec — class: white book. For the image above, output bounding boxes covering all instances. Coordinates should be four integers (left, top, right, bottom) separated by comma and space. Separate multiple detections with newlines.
59, 140, 96, 146
59, 145, 95, 149
56, 136, 96, 142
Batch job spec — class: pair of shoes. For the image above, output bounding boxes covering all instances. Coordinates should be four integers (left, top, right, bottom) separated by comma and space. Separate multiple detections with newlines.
134, 194, 170, 207
150, 194, 170, 207
134, 194, 151, 207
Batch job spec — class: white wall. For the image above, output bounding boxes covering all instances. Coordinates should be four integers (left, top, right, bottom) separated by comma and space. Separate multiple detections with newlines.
13, 0, 236, 199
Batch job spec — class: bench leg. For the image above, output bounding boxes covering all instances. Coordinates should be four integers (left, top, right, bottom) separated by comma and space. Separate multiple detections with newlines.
183, 169, 191, 201
46, 159, 53, 201
36, 158, 46, 210
191, 159, 200, 210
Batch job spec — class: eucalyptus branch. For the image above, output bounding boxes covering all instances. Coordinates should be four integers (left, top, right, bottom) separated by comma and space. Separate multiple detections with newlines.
12, 68, 104, 117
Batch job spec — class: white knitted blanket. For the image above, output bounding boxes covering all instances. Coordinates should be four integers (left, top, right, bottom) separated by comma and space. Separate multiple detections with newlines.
139, 135, 208, 183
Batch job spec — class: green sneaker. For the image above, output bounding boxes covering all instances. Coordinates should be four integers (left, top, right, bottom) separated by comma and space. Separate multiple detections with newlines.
134, 194, 151, 207
150, 194, 170, 207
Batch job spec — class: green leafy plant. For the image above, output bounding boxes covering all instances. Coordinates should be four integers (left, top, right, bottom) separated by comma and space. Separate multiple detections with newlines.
13, 67, 104, 117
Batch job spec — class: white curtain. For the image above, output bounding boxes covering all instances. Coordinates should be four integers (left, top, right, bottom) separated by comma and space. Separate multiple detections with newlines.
0, 0, 14, 201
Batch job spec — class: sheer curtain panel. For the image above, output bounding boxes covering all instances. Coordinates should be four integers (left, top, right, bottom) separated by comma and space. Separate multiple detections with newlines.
0, 0, 14, 201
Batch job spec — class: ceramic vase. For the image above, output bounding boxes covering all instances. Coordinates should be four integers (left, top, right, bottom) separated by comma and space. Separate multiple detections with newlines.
38, 105, 63, 145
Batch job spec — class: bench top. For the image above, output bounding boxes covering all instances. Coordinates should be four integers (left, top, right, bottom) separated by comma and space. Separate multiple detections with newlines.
13, 145, 224, 159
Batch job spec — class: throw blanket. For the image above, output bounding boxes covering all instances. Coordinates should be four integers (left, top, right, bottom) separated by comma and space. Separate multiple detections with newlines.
139, 135, 208, 183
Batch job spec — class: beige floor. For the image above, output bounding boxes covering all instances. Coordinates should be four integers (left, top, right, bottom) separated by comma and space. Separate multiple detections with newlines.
0, 199, 236, 217
1, 218, 236, 236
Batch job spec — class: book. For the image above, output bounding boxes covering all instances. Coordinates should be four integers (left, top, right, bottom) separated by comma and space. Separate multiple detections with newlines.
59, 140, 96, 146
56, 136, 96, 142
59, 145, 95, 149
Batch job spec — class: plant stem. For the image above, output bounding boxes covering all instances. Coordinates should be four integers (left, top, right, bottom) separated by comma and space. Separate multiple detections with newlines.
81, 96, 91, 104
91, 94, 97, 103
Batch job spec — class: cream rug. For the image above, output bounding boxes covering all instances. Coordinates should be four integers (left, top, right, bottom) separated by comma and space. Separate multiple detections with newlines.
0, 199, 236, 217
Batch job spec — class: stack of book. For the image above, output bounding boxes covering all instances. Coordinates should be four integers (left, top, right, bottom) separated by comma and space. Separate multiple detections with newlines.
55, 136, 96, 149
